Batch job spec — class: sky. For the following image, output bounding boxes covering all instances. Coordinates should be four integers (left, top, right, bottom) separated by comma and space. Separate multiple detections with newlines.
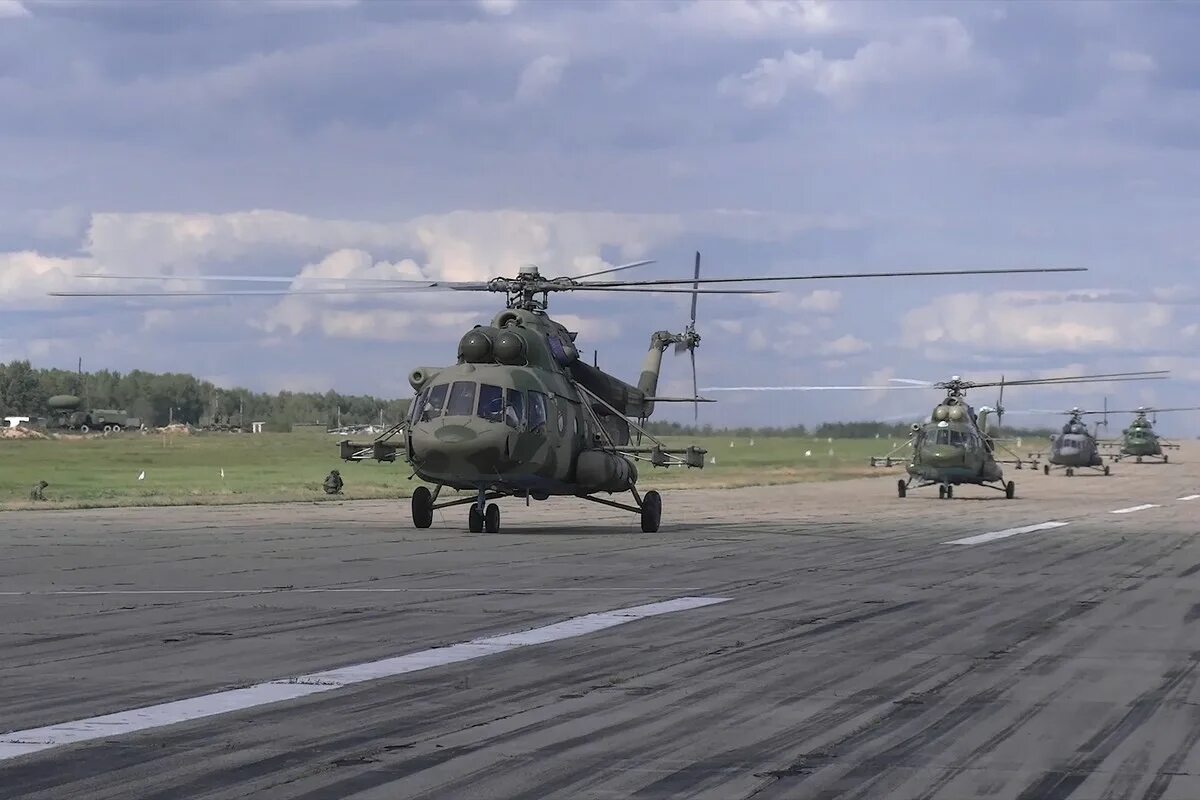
1, 0, 1198, 434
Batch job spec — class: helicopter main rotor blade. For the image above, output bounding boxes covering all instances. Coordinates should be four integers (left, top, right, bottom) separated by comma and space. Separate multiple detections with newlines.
50, 284, 773, 298
77, 273, 433, 285
701, 385, 928, 392
571, 260, 655, 280
579, 266, 1087, 289
955, 370, 1169, 389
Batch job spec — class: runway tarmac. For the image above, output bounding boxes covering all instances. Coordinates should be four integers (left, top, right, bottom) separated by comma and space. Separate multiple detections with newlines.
2, 448, 1199, 799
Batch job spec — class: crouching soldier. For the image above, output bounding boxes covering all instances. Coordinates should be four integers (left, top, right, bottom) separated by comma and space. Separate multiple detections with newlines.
323, 470, 343, 495
30, 481, 48, 501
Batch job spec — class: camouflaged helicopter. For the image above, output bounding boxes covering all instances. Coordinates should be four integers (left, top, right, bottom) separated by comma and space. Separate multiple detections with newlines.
706, 372, 1166, 500
54, 259, 1086, 530
1028, 394, 1172, 476
1104, 406, 1200, 463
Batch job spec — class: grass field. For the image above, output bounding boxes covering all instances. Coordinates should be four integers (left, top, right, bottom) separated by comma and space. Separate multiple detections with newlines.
0, 429, 908, 511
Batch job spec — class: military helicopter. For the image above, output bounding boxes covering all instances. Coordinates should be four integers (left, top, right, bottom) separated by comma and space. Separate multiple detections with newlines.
1032, 393, 1171, 474
706, 372, 1167, 499
54, 259, 1087, 530
1104, 406, 1200, 463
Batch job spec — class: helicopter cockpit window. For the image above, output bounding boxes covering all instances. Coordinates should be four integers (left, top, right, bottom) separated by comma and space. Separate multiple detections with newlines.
409, 387, 428, 425
505, 389, 525, 429
528, 391, 548, 434
477, 384, 504, 422
446, 381, 476, 417
418, 383, 448, 422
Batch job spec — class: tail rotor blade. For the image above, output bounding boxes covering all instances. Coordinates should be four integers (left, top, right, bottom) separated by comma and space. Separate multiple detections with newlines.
690, 251, 700, 327
690, 348, 698, 420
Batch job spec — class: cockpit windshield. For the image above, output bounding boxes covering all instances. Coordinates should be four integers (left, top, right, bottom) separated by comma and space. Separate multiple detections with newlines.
445, 381, 476, 416
933, 429, 969, 446
413, 383, 449, 423
477, 384, 504, 422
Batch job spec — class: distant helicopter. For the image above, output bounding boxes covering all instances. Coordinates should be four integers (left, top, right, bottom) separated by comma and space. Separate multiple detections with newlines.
55, 258, 1086, 529
706, 372, 1166, 500
1105, 406, 1200, 463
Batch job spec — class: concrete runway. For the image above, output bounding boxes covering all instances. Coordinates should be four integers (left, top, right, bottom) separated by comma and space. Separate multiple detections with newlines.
2, 449, 1199, 799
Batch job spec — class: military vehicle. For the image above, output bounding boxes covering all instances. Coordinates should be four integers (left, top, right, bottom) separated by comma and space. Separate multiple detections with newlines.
46, 395, 142, 433
705, 372, 1166, 499
1105, 406, 1200, 463
54, 257, 1086, 529
1038, 406, 1114, 476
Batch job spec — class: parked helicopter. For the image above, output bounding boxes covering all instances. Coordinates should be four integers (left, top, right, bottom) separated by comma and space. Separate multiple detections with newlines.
1105, 406, 1200, 463
54, 258, 1087, 530
705, 372, 1167, 499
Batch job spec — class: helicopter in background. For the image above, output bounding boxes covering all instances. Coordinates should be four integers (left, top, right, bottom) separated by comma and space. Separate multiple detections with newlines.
1104, 406, 1200, 463
1034, 404, 1120, 477
55, 257, 1087, 530
705, 372, 1167, 499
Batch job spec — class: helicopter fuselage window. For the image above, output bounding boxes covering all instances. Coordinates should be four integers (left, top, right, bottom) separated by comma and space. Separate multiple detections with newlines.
409, 387, 428, 425
477, 384, 504, 422
446, 381, 477, 417
528, 391, 548, 434
421, 383, 448, 422
505, 388, 525, 429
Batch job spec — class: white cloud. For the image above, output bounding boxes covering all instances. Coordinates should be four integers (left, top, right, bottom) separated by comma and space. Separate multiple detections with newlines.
515, 55, 568, 104
667, 0, 841, 38
798, 289, 841, 312
900, 291, 1176, 354
0, 251, 90, 308
0, 0, 30, 18
479, 0, 518, 15
719, 16, 974, 107
1109, 50, 1156, 74
819, 333, 870, 356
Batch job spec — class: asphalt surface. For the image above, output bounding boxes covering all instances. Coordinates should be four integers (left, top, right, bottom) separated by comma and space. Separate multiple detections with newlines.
2, 448, 1199, 799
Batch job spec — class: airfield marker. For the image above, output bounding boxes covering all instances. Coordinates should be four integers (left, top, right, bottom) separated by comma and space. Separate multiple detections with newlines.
944, 521, 1069, 546
1179, 495, 1200, 502
0, 596, 730, 761
1110, 504, 1161, 514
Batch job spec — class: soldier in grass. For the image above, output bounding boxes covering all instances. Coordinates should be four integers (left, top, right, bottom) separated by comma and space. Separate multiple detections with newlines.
323, 470, 343, 495
30, 481, 48, 501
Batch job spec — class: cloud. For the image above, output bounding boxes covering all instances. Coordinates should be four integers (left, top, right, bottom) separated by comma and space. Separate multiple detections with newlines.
719, 16, 974, 107
900, 291, 1176, 355
0, 0, 29, 18
1109, 50, 1156, 74
666, 0, 841, 38
479, 0, 518, 15
515, 55, 568, 104
798, 289, 841, 312
819, 333, 870, 356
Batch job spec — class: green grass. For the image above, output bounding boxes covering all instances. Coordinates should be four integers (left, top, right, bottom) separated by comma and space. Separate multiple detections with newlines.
0, 429, 908, 511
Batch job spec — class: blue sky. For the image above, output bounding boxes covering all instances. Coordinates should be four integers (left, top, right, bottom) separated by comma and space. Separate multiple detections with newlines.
1, 0, 1198, 433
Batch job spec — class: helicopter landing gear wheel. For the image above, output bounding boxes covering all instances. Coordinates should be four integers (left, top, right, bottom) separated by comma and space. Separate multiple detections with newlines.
946, 485, 953, 499
484, 503, 501, 533
1043, 465, 1050, 476
1137, 457, 1143, 464
468, 504, 484, 533
1005, 481, 1016, 499
1164, 455, 1169, 463
640, 490, 662, 533
1066, 468, 1074, 477
1104, 465, 1111, 476
411, 486, 434, 529
897, 480, 907, 498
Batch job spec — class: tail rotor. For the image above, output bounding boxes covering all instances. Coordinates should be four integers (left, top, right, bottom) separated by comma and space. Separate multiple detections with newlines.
673, 251, 703, 419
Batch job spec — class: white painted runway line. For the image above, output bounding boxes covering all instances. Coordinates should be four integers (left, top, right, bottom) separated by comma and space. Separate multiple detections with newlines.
0, 587, 702, 597
0, 596, 729, 762
1179, 495, 1200, 502
1110, 504, 1162, 514
944, 521, 1070, 546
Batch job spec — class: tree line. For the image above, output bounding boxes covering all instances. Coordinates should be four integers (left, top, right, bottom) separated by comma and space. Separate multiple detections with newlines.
0, 360, 410, 429
643, 419, 1056, 438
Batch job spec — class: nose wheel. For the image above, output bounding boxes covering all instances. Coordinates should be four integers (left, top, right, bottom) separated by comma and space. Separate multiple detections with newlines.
469, 502, 501, 533
640, 490, 662, 533
412, 486, 434, 529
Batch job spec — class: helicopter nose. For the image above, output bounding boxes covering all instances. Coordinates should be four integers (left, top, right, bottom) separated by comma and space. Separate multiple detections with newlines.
924, 445, 964, 467
410, 423, 514, 475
